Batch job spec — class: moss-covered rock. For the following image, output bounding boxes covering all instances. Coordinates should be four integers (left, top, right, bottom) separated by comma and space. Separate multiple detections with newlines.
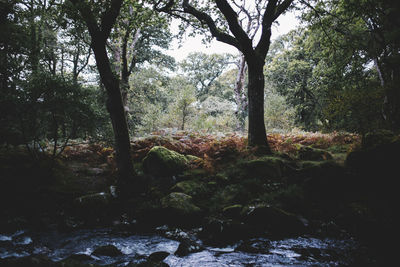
143, 146, 188, 177
222, 204, 243, 219
297, 145, 333, 161
300, 161, 348, 202
160, 192, 202, 227
362, 129, 397, 149
185, 154, 202, 163
161, 192, 201, 214
217, 184, 249, 206
73, 192, 112, 220
171, 180, 206, 197
239, 156, 286, 179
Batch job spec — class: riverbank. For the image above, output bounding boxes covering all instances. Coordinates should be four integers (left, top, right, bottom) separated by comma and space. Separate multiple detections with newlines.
0, 130, 398, 266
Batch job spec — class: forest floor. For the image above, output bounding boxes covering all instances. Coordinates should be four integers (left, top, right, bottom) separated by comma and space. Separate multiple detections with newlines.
0, 130, 397, 266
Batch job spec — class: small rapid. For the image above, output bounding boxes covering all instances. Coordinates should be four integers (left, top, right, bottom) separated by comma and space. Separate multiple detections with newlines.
0, 228, 365, 266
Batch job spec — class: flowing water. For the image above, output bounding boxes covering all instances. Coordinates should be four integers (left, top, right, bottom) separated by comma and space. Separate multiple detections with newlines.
0, 228, 365, 266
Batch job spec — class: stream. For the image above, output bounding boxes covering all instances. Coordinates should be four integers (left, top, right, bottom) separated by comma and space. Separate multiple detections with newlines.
0, 228, 366, 266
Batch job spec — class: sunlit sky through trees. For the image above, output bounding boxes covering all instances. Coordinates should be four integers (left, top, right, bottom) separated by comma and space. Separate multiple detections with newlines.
166, 10, 300, 61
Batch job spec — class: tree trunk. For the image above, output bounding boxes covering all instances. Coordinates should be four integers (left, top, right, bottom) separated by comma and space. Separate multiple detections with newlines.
91, 38, 135, 192
234, 54, 248, 132
246, 58, 271, 153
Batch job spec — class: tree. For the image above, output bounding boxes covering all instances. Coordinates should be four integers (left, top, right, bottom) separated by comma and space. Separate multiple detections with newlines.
128, 66, 170, 133
265, 13, 386, 133
68, 0, 135, 192
180, 52, 233, 101
302, 0, 400, 131
155, 0, 295, 151
265, 29, 324, 131
110, 0, 174, 117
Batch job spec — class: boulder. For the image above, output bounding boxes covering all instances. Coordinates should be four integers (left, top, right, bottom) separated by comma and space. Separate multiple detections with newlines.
148, 251, 170, 262
200, 218, 254, 246
171, 180, 206, 197
160, 192, 202, 226
345, 138, 399, 203
143, 146, 188, 177
63, 253, 93, 263
218, 184, 248, 205
300, 161, 348, 202
92, 244, 122, 257
362, 129, 397, 149
297, 145, 333, 161
222, 204, 243, 219
161, 192, 201, 214
174, 239, 203, 257
243, 205, 306, 237
235, 238, 270, 254
74, 192, 112, 219
240, 156, 286, 179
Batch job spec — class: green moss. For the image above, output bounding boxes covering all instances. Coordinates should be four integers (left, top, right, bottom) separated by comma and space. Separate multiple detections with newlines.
161, 192, 201, 214
181, 168, 209, 180
185, 154, 202, 162
362, 129, 398, 149
297, 145, 333, 161
239, 156, 285, 179
142, 146, 188, 176
171, 179, 207, 196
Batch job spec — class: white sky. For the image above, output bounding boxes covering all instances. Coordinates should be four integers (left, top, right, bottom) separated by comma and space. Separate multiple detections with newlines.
166, 10, 299, 62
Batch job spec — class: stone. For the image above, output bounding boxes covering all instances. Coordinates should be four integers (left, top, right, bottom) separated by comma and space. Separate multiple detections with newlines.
171, 180, 206, 197
63, 253, 93, 262
235, 238, 270, 254
362, 129, 397, 149
143, 146, 188, 177
244, 205, 306, 237
200, 218, 254, 246
297, 145, 333, 161
185, 155, 202, 163
160, 192, 202, 226
222, 204, 243, 219
148, 251, 170, 262
300, 161, 348, 201
92, 244, 122, 257
74, 192, 111, 207
240, 156, 285, 179
174, 239, 203, 257
161, 192, 201, 214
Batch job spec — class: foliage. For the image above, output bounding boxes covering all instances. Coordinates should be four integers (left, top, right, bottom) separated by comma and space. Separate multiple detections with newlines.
13, 71, 102, 158
180, 52, 234, 101
264, 87, 296, 132
299, 0, 400, 132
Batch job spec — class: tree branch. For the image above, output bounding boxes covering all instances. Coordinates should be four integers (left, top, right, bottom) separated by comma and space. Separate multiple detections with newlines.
100, 0, 124, 39
214, 0, 253, 53
181, 0, 240, 50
